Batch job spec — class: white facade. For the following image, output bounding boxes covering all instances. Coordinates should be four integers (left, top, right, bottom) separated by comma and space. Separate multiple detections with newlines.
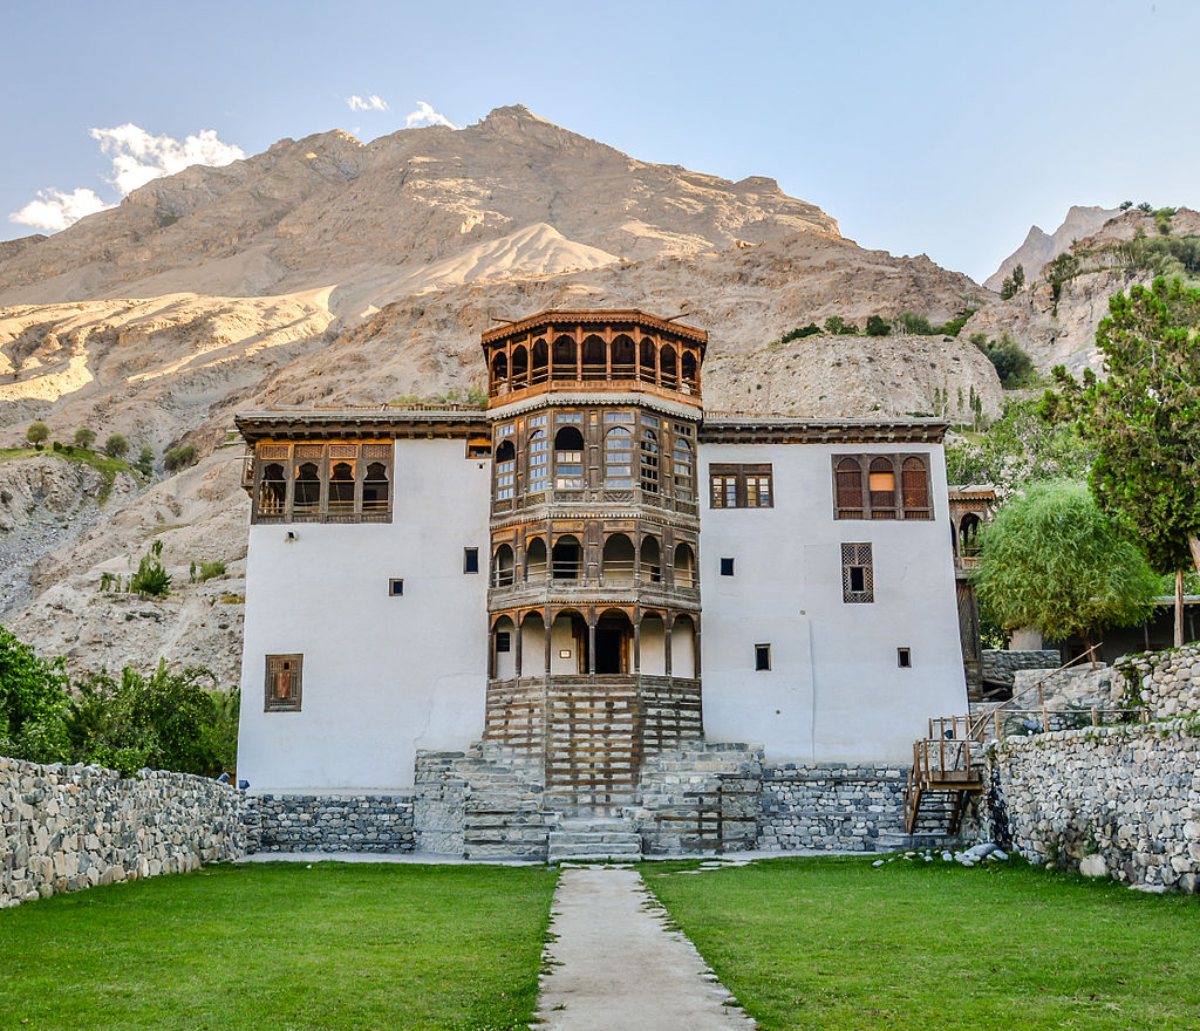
237, 439, 490, 793
699, 442, 966, 763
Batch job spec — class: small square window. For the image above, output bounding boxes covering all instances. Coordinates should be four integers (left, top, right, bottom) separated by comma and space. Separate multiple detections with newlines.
898, 647, 912, 668
720, 557, 735, 576
389, 578, 404, 596
464, 548, 480, 573
496, 632, 511, 653
755, 644, 771, 671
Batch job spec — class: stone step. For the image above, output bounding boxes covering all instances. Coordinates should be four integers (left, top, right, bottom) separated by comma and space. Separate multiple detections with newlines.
550, 832, 641, 847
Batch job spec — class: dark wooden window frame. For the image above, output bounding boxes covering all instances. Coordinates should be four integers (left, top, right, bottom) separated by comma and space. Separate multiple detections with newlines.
841, 542, 875, 603
832, 453, 933, 521
251, 442, 394, 525
264, 653, 303, 712
464, 548, 480, 573
709, 463, 774, 509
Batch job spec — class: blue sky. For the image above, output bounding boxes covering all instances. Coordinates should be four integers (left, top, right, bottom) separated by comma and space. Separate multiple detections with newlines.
2, 0, 1196, 282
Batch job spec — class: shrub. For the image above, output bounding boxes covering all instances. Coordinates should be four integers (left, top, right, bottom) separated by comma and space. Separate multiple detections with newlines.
198, 560, 226, 582
0, 626, 71, 763
898, 311, 934, 335
73, 427, 96, 449
163, 443, 198, 471
104, 433, 129, 458
130, 539, 172, 597
135, 444, 155, 476
985, 333, 1038, 388
1119, 200, 1133, 211
865, 315, 891, 337
778, 323, 821, 344
25, 421, 49, 446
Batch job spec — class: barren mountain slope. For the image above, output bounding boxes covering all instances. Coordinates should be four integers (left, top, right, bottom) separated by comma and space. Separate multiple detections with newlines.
984, 205, 1119, 292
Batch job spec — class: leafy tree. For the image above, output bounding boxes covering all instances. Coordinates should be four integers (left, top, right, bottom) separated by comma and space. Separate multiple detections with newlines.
104, 433, 129, 459
1137, 201, 1153, 214
1047, 276, 1200, 644
1119, 200, 1133, 211
972, 482, 1159, 659
1045, 252, 1081, 304
0, 626, 71, 762
865, 315, 891, 337
899, 311, 934, 335
947, 398, 1093, 491
823, 315, 847, 335
25, 421, 49, 447
164, 443, 197, 471
134, 444, 155, 477
970, 332, 1038, 388
73, 427, 96, 449
130, 539, 172, 597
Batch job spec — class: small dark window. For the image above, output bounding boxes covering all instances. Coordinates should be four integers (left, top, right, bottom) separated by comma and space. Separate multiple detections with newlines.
720, 557, 735, 576
464, 548, 479, 573
265, 654, 302, 712
496, 632, 511, 652
849, 567, 866, 593
389, 578, 404, 596
842, 543, 874, 603
898, 647, 912, 668
755, 644, 771, 671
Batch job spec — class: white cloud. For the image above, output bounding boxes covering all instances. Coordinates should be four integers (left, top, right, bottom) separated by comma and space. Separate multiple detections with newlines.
8, 124, 245, 234
90, 124, 246, 196
10, 187, 111, 233
347, 94, 389, 113
405, 100, 457, 129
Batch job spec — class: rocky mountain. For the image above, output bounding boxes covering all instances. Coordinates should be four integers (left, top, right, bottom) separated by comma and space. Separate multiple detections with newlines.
1, 103, 1009, 681
984, 205, 1120, 293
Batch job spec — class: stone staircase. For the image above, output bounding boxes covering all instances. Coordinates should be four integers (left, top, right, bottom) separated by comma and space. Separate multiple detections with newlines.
547, 817, 642, 865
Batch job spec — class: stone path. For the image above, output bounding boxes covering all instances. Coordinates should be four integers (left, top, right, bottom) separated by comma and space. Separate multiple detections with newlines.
535, 866, 755, 1030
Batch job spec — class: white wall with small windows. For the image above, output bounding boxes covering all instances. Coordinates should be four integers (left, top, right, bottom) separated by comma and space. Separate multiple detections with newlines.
237, 438, 490, 793
698, 440, 967, 764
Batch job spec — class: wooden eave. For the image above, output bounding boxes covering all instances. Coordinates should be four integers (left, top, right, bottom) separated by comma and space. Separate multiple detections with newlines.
480, 308, 708, 350
234, 408, 489, 443
698, 416, 949, 445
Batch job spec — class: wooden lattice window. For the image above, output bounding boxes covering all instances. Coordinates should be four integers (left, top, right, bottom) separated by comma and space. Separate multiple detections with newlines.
833, 454, 933, 520
835, 458, 864, 518
604, 426, 633, 488
495, 440, 516, 500
640, 429, 660, 494
841, 542, 874, 603
868, 458, 897, 520
265, 654, 302, 712
709, 464, 773, 508
902, 457, 932, 519
528, 430, 550, 492
252, 442, 392, 523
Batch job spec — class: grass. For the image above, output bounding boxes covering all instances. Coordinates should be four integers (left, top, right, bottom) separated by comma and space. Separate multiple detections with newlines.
0, 862, 558, 1030
642, 856, 1200, 1030
0, 445, 138, 503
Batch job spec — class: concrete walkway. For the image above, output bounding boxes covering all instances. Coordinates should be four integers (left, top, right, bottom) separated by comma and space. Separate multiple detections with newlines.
535, 866, 755, 1030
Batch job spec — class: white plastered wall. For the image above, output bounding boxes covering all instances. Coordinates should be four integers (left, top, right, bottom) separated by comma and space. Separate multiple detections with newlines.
699, 442, 967, 763
237, 439, 490, 792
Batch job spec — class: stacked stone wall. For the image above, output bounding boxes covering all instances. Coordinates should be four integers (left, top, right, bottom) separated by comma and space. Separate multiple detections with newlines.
986, 720, 1200, 891
1, 757, 242, 909
1115, 643, 1200, 720
247, 794, 415, 853
757, 764, 906, 851
981, 649, 1062, 691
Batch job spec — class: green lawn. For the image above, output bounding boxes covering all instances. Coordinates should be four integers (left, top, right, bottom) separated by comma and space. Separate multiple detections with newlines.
643, 856, 1200, 1031
0, 862, 557, 1031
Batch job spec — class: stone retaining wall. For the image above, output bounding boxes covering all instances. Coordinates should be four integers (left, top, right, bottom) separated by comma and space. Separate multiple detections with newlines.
246, 794, 415, 853
757, 764, 906, 851
982, 649, 1062, 691
1, 757, 242, 908
986, 720, 1200, 891
1115, 643, 1200, 720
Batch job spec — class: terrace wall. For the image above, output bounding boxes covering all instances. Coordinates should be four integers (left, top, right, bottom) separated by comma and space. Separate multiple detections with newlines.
0, 757, 243, 909
757, 763, 907, 851
245, 793, 415, 853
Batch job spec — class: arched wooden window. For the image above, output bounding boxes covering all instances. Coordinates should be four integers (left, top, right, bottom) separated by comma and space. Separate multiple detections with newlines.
611, 334, 635, 378
605, 426, 634, 488
294, 462, 321, 512
582, 334, 606, 380
835, 458, 863, 518
552, 535, 582, 580
639, 337, 656, 382
258, 462, 286, 516
531, 338, 549, 384
960, 513, 982, 557
641, 535, 662, 583
552, 335, 576, 380
672, 437, 693, 500
492, 544, 515, 587
901, 457, 931, 519
495, 440, 516, 500
555, 426, 584, 490
491, 351, 509, 394
328, 460, 355, 513
602, 533, 635, 584
640, 429, 660, 493
528, 430, 549, 493
868, 458, 897, 520
363, 462, 389, 511
674, 542, 696, 588
511, 345, 529, 390
660, 345, 678, 389
525, 537, 549, 580
681, 350, 698, 394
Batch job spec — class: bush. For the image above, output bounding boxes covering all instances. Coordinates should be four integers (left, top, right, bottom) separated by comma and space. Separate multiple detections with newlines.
865, 315, 891, 337
898, 311, 934, 335
0, 626, 71, 763
104, 433, 129, 459
197, 560, 226, 582
73, 427, 96, 449
778, 323, 821, 344
163, 443, 198, 471
130, 539, 172, 597
25, 421, 49, 446
972, 332, 1038, 389
135, 444, 155, 476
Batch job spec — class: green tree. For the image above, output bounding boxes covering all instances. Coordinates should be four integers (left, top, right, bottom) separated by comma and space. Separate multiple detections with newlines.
972, 482, 1159, 659
104, 433, 129, 458
25, 421, 49, 447
73, 427, 96, 449
1119, 200, 1133, 211
1048, 276, 1200, 644
130, 539, 172, 597
0, 625, 71, 763
865, 315, 891, 337
823, 315, 847, 335
135, 444, 155, 477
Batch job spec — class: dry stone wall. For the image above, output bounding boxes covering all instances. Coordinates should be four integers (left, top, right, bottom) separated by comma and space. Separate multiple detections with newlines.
757, 764, 907, 851
246, 794, 415, 853
1, 757, 242, 908
985, 720, 1200, 892
1115, 643, 1200, 720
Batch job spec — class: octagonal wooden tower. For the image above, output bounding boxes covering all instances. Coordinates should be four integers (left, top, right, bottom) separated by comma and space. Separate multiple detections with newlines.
481, 310, 707, 810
